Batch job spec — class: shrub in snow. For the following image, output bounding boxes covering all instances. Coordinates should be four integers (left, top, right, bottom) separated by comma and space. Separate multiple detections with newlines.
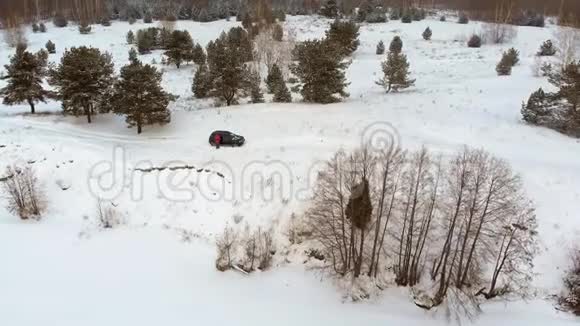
537, 40, 557, 56
458, 12, 469, 24
78, 23, 91, 34
483, 22, 517, 44
53, 14, 68, 27
401, 12, 412, 23
45, 40, 56, 53
192, 64, 210, 98
467, 34, 482, 48
96, 200, 123, 229
192, 44, 206, 65
1, 166, 45, 220
32, 23, 39, 33
126, 30, 134, 44
505, 48, 520, 66
376, 40, 385, 55
144, 13, 153, 24
100, 17, 111, 26
559, 248, 580, 315
389, 36, 403, 54
320, 0, 339, 18
389, 7, 402, 20
128, 16, 136, 24
440, 15, 446, 22
216, 224, 275, 273
39, 23, 46, 33
495, 53, 513, 76
422, 27, 432, 41
273, 80, 292, 103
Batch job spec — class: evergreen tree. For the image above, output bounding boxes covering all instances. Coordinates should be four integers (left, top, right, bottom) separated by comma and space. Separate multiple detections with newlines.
32, 23, 40, 33
320, 0, 339, 18
128, 47, 139, 64
273, 80, 291, 103
45, 40, 56, 54
422, 27, 432, 40
111, 60, 173, 134
458, 12, 469, 24
266, 64, 284, 93
192, 43, 207, 65
248, 69, 265, 103
376, 40, 385, 55
505, 48, 520, 66
136, 29, 154, 54
389, 36, 403, 54
496, 54, 513, 76
273, 23, 284, 42
192, 63, 211, 98
549, 61, 580, 112
538, 40, 556, 56
291, 39, 350, 103
126, 30, 135, 44
144, 13, 153, 23
164, 30, 195, 68
467, 34, 482, 48
401, 11, 412, 23
521, 88, 553, 125
53, 14, 68, 27
39, 23, 47, 33
225, 27, 253, 62
0, 44, 52, 114
376, 51, 415, 93
49, 46, 115, 123
325, 19, 360, 57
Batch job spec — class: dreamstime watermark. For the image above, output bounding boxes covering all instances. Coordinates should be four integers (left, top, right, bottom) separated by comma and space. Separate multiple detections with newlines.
87, 122, 401, 203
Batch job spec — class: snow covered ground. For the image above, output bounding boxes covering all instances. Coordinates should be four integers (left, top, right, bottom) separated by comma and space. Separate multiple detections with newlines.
1, 15, 579, 325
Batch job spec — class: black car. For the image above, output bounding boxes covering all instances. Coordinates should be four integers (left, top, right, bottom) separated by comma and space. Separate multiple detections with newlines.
209, 130, 245, 148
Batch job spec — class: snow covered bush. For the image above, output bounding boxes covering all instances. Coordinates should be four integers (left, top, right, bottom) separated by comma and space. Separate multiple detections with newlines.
458, 12, 469, 24
45, 40, 56, 54
559, 248, 580, 315
422, 27, 432, 41
215, 224, 276, 273
467, 34, 482, 48
1, 166, 45, 220
96, 199, 123, 229
537, 40, 557, 56
78, 23, 92, 34
376, 41, 385, 55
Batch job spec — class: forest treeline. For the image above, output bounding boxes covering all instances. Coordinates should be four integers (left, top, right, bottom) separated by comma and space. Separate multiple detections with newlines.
0, 0, 578, 25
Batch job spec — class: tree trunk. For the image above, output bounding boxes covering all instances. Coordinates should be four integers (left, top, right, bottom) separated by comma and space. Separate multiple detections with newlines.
27, 98, 35, 114
86, 106, 92, 123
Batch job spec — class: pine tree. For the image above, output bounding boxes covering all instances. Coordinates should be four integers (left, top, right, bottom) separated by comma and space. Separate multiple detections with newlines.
128, 48, 139, 64
273, 81, 291, 103
126, 30, 135, 44
291, 39, 350, 103
164, 30, 195, 68
389, 36, 403, 54
39, 23, 47, 33
45, 40, 56, 54
496, 54, 513, 76
325, 19, 360, 57
49, 46, 115, 123
32, 23, 40, 33
521, 88, 552, 124
111, 60, 173, 134
0, 44, 52, 114
537, 40, 556, 56
272, 23, 284, 42
549, 61, 580, 112
206, 36, 251, 106
192, 43, 206, 65
467, 34, 482, 48
225, 27, 254, 62
320, 0, 339, 18
248, 69, 265, 103
266, 64, 284, 93
376, 41, 385, 55
505, 48, 520, 66
376, 51, 415, 93
422, 27, 432, 40
192, 63, 210, 98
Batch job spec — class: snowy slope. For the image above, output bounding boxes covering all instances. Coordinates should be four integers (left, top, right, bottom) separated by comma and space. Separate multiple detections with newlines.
0, 15, 579, 325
